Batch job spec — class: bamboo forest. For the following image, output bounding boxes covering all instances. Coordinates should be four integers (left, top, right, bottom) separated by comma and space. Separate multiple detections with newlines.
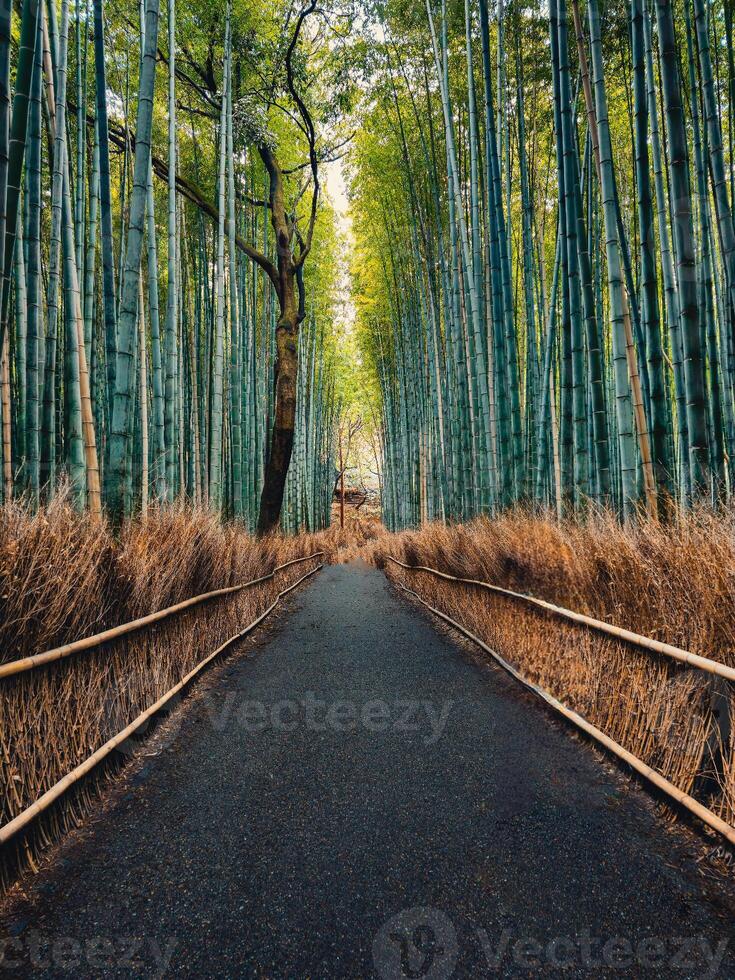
2, 0, 735, 532
356, 0, 735, 530
0, 0, 345, 533
5, 0, 735, 967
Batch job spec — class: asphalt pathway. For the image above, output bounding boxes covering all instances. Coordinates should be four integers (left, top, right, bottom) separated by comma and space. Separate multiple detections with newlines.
2, 561, 734, 978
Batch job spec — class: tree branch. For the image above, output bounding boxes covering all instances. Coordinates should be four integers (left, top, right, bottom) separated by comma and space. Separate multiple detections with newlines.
282, 131, 355, 174
95, 111, 280, 288
285, 1, 320, 268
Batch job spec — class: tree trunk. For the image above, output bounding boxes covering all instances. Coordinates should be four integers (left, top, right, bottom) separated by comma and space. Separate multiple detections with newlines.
255, 142, 305, 535
257, 299, 299, 533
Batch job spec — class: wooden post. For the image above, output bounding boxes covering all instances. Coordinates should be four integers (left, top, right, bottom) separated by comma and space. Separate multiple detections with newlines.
696, 676, 733, 802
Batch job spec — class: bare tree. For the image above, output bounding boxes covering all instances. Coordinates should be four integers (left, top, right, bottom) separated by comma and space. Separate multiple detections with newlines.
334, 415, 364, 528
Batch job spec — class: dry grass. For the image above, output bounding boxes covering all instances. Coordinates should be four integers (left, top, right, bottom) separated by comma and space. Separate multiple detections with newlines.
0, 498, 321, 891
302, 510, 388, 564
376, 509, 735, 661
374, 510, 735, 832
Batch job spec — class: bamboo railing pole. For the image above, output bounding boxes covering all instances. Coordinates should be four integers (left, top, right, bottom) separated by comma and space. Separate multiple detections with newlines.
394, 579, 735, 848
385, 557, 735, 683
0, 551, 324, 678
0, 563, 323, 846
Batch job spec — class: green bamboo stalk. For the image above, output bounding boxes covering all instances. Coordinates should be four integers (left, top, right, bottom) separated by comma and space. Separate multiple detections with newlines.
25, 8, 42, 502
654, 0, 709, 497
163, 0, 176, 500
104, 0, 160, 521
588, 0, 639, 515
0, 0, 40, 357
92, 0, 117, 431
208, 4, 229, 511
225, 8, 242, 519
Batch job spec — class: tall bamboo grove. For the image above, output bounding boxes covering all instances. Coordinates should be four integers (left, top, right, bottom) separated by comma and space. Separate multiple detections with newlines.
351, 0, 735, 530
0, 0, 339, 532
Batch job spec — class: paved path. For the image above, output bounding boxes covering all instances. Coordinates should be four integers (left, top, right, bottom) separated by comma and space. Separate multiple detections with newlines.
2, 562, 734, 978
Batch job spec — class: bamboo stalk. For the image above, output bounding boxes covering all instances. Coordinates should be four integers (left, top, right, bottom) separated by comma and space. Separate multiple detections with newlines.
1, 331, 10, 500
139, 274, 148, 517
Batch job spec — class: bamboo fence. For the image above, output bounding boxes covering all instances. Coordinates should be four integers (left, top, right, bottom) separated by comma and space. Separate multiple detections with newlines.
0, 551, 323, 887
387, 556, 735, 846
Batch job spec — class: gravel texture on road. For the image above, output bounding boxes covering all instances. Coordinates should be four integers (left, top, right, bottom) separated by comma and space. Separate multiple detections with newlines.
1, 560, 734, 978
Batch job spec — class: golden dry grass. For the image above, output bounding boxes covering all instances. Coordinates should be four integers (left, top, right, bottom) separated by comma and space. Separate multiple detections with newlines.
375, 509, 735, 661
374, 510, 735, 832
302, 510, 388, 564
